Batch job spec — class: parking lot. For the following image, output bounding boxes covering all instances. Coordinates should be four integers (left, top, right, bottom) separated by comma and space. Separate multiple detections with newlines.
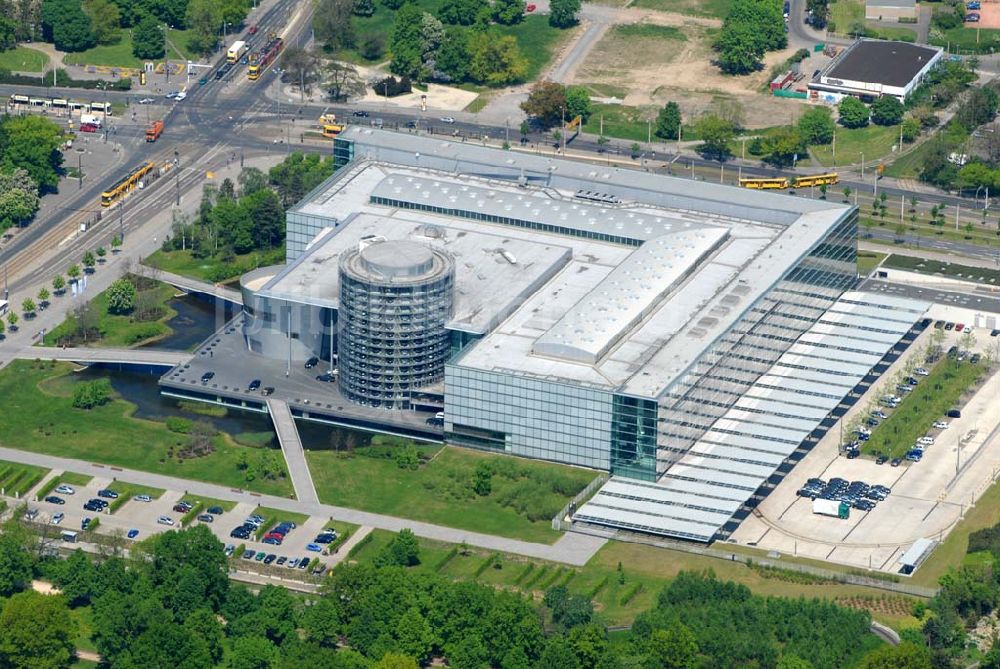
24, 477, 347, 574
731, 304, 1000, 573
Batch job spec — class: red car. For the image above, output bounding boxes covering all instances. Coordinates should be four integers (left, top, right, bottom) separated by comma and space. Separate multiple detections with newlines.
526, 3, 536, 10
956, 323, 965, 332
248, 24, 259, 34
263, 532, 285, 542
79, 123, 98, 133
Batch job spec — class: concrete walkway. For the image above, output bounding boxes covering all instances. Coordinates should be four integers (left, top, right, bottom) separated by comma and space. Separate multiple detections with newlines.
266, 398, 320, 504
0, 445, 606, 565
330, 525, 373, 567
144, 266, 244, 305
15, 345, 190, 366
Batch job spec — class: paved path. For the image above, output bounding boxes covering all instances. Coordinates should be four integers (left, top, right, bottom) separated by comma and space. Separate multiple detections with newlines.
266, 398, 320, 504
0, 445, 606, 565
144, 267, 244, 305
14, 345, 189, 367
330, 525, 373, 567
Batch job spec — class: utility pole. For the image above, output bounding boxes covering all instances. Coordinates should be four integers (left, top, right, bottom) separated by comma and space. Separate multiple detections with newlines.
174, 149, 180, 206
78, 153, 82, 190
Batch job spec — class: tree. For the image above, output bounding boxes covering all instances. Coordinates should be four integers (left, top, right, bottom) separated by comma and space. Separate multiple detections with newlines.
106, 278, 137, 314
185, 0, 222, 56
419, 12, 444, 79
323, 60, 366, 101
187, 609, 225, 664
132, 14, 165, 59
0, 16, 16, 50
20, 298, 35, 317
856, 642, 932, 669
314, 0, 355, 50
715, 21, 764, 75
493, 0, 524, 24
72, 378, 112, 409
67, 264, 81, 283
467, 31, 527, 86
390, 3, 425, 79
375, 528, 421, 566
549, 0, 579, 27
238, 167, 268, 196
762, 127, 804, 167
871, 95, 904, 126
694, 114, 734, 161
0, 590, 76, 669
798, 106, 834, 145
52, 275, 65, 294
354, 0, 374, 15
396, 607, 436, 664
43, 0, 96, 51
227, 636, 279, 669
838, 96, 869, 128
56, 549, 96, 606
473, 461, 492, 496
521, 80, 567, 128
0, 115, 64, 193
82, 250, 96, 271
6, 311, 17, 331
655, 102, 682, 140
436, 27, 469, 81
283, 46, 320, 95
0, 169, 40, 231
374, 654, 419, 669
565, 86, 592, 124
83, 0, 120, 44
0, 534, 32, 596
777, 656, 814, 669
37, 288, 50, 308
0, 319, 5, 338
438, 0, 483, 25
648, 624, 699, 669
126, 620, 214, 669
536, 637, 581, 669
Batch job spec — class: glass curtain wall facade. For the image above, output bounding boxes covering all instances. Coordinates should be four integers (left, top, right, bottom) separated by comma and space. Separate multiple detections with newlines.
656, 211, 858, 472
445, 366, 615, 471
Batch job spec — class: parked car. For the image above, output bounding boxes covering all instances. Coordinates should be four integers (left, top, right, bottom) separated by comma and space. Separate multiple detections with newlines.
157, 516, 175, 526
905, 448, 924, 462
207, 506, 224, 515
969, 1, 981, 9
248, 379, 261, 391
197, 514, 214, 523
947, 409, 962, 418
353, 110, 370, 117
891, 458, 902, 467
51, 512, 64, 525
966, 13, 981, 21
98, 489, 119, 499
134, 494, 152, 502
934, 421, 950, 429
224, 544, 235, 556
853, 499, 876, 511
526, 2, 536, 10
298, 558, 310, 569
440, 116, 456, 123
277, 556, 287, 566
54, 485, 75, 495
262, 386, 275, 396
307, 543, 323, 552
242, 550, 256, 560
915, 367, 929, 376
875, 455, 888, 465
200, 371, 215, 383
992, 329, 1000, 337
173, 503, 193, 513
45, 496, 65, 505
263, 554, 277, 565
956, 323, 966, 332
316, 372, 337, 383
81, 517, 92, 530
304, 356, 319, 369
255, 552, 266, 562
262, 537, 282, 546
127, 528, 139, 539
138, 97, 155, 104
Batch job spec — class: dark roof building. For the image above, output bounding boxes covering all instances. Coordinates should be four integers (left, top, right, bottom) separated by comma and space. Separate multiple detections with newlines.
809, 39, 943, 102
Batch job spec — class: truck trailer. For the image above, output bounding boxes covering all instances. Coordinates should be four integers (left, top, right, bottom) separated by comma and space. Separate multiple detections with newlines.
227, 40, 248, 64
812, 498, 850, 519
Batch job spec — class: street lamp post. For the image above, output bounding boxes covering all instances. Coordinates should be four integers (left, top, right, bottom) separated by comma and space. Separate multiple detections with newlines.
174, 149, 180, 206
164, 25, 170, 84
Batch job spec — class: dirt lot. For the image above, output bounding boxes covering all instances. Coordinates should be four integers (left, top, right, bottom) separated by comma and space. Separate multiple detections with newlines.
730, 308, 1000, 575
571, 11, 812, 127
978, 1, 1000, 29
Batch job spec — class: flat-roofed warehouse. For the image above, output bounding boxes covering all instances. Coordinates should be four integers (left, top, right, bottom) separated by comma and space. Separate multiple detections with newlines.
809, 39, 943, 103
231, 127, 928, 543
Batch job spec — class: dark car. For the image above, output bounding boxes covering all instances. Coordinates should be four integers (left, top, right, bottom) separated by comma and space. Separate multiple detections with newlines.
934, 320, 945, 329
173, 502, 193, 513
248, 379, 261, 391
262, 386, 275, 396
353, 110, 370, 117
81, 517, 92, 530
890, 457, 902, 467
797, 488, 817, 498
846, 449, 860, 459
298, 558, 310, 569
853, 499, 876, 511
230, 528, 251, 539
875, 455, 888, 465
242, 550, 256, 560
201, 371, 215, 383
315, 532, 337, 544
305, 356, 319, 369
197, 514, 214, 523
405, 120, 417, 128
992, 329, 1000, 337
83, 501, 103, 512
426, 416, 444, 426
947, 409, 962, 418
945, 322, 955, 330
276, 556, 287, 565
263, 554, 277, 565
262, 536, 283, 546
97, 489, 119, 499
207, 506, 224, 515
44, 496, 65, 505
971, 354, 982, 364
86, 498, 108, 508
316, 372, 336, 382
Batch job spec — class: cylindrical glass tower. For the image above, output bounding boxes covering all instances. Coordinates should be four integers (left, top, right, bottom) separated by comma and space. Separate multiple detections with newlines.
338, 240, 455, 409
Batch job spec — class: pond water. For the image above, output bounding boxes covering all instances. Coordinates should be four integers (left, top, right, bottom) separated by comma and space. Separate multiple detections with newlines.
143, 294, 238, 352
76, 366, 276, 443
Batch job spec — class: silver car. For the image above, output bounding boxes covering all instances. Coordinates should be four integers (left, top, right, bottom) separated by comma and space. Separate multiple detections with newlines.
157, 516, 175, 526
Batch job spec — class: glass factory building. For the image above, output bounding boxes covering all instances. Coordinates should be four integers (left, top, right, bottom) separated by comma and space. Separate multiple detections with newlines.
240, 128, 927, 542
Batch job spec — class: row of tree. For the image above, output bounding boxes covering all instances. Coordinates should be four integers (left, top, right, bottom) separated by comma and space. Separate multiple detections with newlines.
715, 0, 787, 75
0, 114, 64, 232
32, 0, 250, 57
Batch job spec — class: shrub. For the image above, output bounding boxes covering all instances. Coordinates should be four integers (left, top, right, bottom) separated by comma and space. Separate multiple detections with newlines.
372, 75, 412, 97
72, 379, 112, 409
165, 417, 193, 434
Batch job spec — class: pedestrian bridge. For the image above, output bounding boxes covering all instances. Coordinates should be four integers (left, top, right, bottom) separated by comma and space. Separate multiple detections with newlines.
141, 267, 243, 306
16, 346, 190, 367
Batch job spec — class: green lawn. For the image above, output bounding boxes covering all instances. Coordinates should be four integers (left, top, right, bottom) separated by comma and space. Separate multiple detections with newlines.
811, 124, 901, 167
857, 250, 887, 275
36, 472, 95, 500
307, 443, 596, 543
884, 139, 938, 179
863, 357, 985, 460
630, 0, 731, 19
0, 460, 49, 497
62, 30, 196, 70
348, 529, 924, 629
0, 360, 293, 498
0, 46, 49, 72
69, 605, 97, 654
884, 254, 1000, 286
495, 16, 577, 82
828, 0, 864, 34
106, 481, 165, 513
250, 505, 310, 538
867, 25, 916, 41
144, 247, 285, 283
42, 278, 176, 348
930, 26, 1000, 54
